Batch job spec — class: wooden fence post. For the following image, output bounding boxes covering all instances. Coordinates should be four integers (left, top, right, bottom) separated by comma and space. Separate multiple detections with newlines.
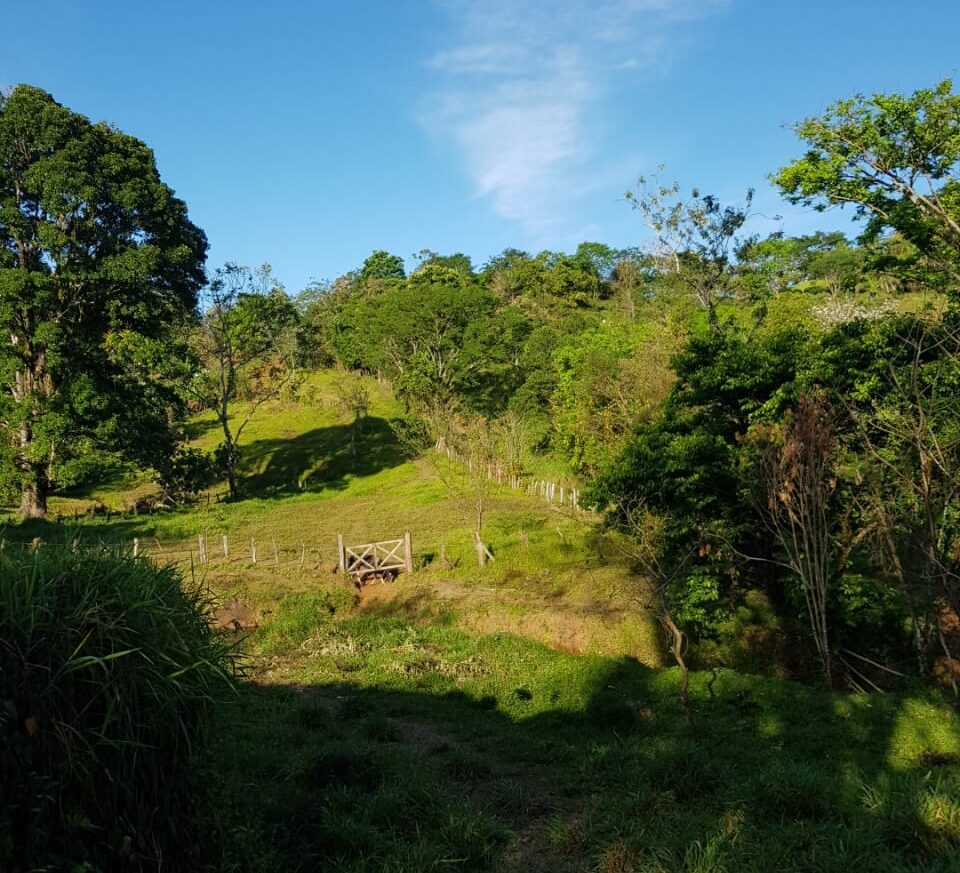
251, 537, 257, 563
337, 533, 346, 573
273, 539, 279, 566
404, 531, 413, 575
222, 535, 229, 558
133, 538, 140, 558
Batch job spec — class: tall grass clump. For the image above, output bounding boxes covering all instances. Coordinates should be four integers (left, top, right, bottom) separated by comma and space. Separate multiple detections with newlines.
0, 546, 235, 872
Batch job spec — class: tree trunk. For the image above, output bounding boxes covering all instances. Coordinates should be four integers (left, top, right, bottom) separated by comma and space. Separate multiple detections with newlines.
658, 597, 699, 742
474, 530, 486, 568
12, 357, 54, 518
218, 397, 239, 500
225, 458, 238, 501
19, 474, 48, 518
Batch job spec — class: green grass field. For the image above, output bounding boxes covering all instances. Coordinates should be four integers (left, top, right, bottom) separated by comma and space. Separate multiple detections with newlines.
4, 369, 960, 871
4, 371, 661, 661
214, 599, 960, 872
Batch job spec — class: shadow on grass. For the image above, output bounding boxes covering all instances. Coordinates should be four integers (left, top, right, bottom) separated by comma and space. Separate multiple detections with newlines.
238, 416, 407, 498
0, 515, 152, 550
48, 463, 147, 505
0, 417, 407, 547
183, 415, 224, 442
214, 649, 960, 873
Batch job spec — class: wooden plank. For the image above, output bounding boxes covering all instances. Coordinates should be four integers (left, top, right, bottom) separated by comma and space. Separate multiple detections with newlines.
340, 534, 411, 579
378, 540, 405, 565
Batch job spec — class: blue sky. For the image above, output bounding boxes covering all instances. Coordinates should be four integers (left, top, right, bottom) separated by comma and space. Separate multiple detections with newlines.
4, 1, 960, 292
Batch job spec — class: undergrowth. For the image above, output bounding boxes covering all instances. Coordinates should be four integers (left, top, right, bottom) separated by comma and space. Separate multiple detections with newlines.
0, 547, 236, 872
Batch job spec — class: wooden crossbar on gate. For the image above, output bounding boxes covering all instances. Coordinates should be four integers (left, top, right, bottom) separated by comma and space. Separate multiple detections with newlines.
337, 531, 413, 582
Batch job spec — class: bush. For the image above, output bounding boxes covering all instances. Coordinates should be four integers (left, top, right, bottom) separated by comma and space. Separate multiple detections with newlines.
155, 446, 219, 501
0, 547, 235, 872
696, 589, 787, 676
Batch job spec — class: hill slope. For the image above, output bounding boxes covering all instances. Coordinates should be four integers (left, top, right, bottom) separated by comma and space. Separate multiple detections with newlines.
8, 370, 660, 662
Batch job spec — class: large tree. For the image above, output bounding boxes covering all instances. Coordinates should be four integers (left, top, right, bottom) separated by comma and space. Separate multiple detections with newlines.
0, 85, 207, 516
773, 79, 960, 285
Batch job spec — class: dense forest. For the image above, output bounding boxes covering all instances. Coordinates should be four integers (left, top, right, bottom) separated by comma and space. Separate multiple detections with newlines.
3, 79, 960, 872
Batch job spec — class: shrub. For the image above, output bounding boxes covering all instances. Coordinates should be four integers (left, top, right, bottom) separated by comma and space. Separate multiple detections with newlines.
154, 446, 219, 501
696, 589, 787, 676
0, 547, 235, 872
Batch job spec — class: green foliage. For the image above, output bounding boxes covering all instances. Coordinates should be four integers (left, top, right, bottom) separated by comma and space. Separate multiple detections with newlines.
827, 311, 960, 663
154, 445, 219, 500
550, 323, 672, 475
669, 566, 726, 637
697, 589, 786, 676
590, 323, 812, 537
738, 231, 864, 298
412, 249, 476, 277
834, 573, 910, 652
0, 85, 207, 516
0, 547, 234, 871
194, 263, 302, 498
335, 268, 497, 409
388, 414, 432, 457
627, 171, 760, 325
457, 305, 532, 414
296, 276, 356, 368
482, 247, 604, 308
774, 79, 960, 286
358, 250, 405, 286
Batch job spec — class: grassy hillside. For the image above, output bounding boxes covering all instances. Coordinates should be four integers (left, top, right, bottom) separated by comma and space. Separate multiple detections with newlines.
3, 371, 660, 662
3, 370, 959, 872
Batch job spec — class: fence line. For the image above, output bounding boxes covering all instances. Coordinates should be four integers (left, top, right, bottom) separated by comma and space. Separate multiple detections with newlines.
0, 520, 575, 575
0, 534, 331, 571
434, 437, 583, 511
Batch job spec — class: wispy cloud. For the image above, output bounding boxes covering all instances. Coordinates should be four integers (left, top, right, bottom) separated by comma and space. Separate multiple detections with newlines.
421, 0, 725, 243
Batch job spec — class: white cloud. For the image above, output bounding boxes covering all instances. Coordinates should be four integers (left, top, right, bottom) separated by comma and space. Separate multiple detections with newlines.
421, 0, 726, 243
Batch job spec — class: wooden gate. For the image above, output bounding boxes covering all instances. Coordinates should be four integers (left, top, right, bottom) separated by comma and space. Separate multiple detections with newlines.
338, 532, 413, 584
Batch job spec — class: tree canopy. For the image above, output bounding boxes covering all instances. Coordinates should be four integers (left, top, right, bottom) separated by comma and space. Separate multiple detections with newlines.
773, 79, 960, 284
0, 85, 207, 515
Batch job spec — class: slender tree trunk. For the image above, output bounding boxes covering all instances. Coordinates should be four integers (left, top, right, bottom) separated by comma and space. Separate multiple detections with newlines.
705, 298, 720, 332
938, 619, 959, 699
657, 593, 699, 742
218, 403, 239, 501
